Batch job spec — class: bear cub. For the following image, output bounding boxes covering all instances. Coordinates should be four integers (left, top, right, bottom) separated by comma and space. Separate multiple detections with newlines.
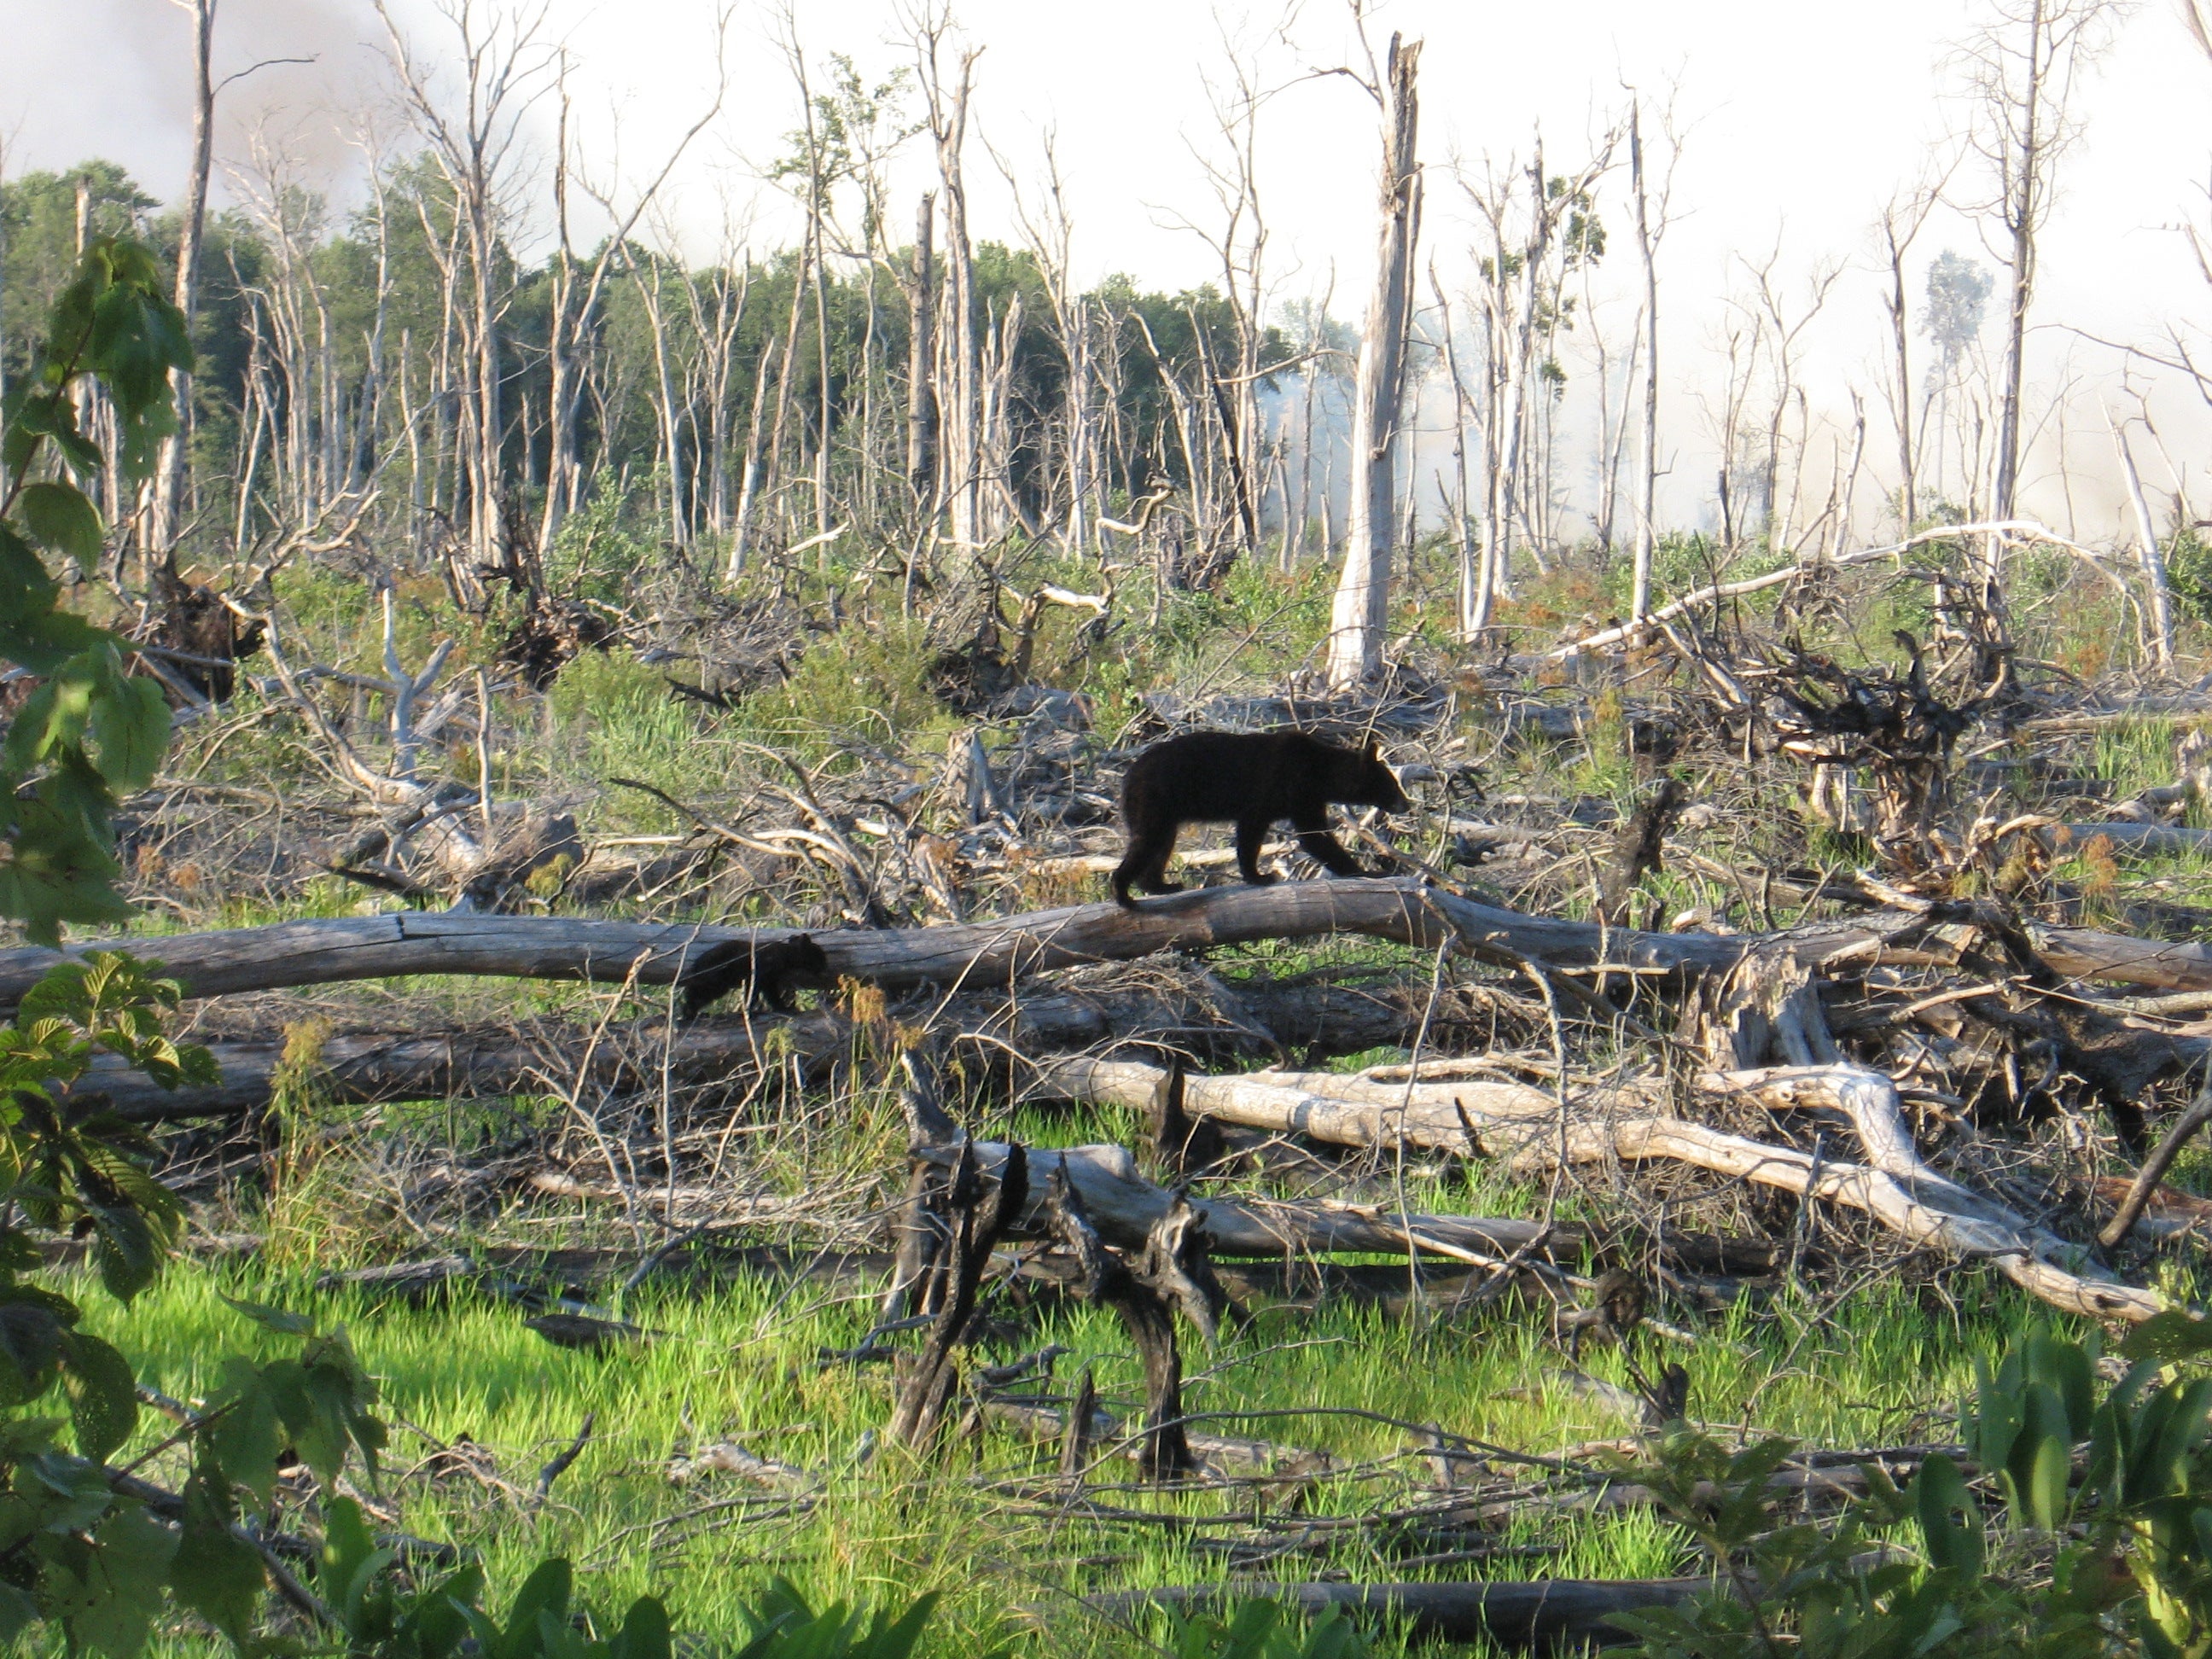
1112, 729, 1410, 908
676, 934, 830, 1018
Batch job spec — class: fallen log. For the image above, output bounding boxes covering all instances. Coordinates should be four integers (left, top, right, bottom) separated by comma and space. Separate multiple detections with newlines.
922, 1138, 1579, 1264
89, 978, 1462, 1121
1035, 1057, 2167, 1324
2031, 925, 2212, 992
0, 878, 1774, 1005
92, 1003, 1115, 1121
2045, 823, 2212, 859
17, 876, 2212, 1006
1074, 1577, 1708, 1650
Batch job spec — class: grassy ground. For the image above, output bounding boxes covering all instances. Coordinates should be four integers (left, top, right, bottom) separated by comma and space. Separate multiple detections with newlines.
96, 1237, 2065, 1656
71, 528, 2212, 1652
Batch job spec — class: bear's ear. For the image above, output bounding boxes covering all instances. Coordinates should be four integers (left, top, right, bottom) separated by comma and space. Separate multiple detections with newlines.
1362, 734, 1379, 759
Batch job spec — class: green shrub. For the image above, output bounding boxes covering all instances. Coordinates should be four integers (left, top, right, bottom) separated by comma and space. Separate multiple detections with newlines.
1613, 1319, 2212, 1659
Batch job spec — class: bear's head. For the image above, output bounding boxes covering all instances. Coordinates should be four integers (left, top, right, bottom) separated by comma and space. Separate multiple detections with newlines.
1337, 735, 1411, 813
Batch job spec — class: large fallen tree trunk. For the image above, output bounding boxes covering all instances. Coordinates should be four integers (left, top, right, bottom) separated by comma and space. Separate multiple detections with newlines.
0, 879, 1791, 1004
90, 1004, 1123, 1121
88, 978, 1451, 1121
10, 877, 2211, 1005
1036, 1057, 2166, 1323
1074, 1578, 1709, 1650
923, 1138, 1578, 1264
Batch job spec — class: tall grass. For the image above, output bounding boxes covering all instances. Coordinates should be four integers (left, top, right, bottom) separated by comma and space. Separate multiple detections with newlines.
93, 1239, 2070, 1657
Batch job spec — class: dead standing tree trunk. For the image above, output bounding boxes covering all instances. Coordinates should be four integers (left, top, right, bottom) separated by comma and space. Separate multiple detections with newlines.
1041, 1168, 1222, 1481
1877, 173, 1944, 536
905, 192, 938, 504
151, 0, 219, 558
2110, 411, 2176, 667
885, 1138, 1029, 1451
1626, 97, 1676, 627
1324, 31, 1421, 689
544, 34, 727, 557
1962, 0, 2117, 604
375, 1, 556, 577
912, 8, 982, 551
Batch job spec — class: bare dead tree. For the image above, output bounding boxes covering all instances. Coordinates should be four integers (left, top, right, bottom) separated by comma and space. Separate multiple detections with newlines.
2109, 406, 2176, 664
152, 0, 221, 558
905, 193, 938, 505
1457, 134, 1613, 628
1874, 169, 1949, 533
684, 212, 754, 541
542, 21, 728, 556
908, 3, 983, 550
1324, 18, 1422, 689
1956, 0, 2124, 591
998, 135, 1102, 556
1625, 93, 1681, 626
375, 0, 559, 574
1745, 243, 1844, 556
1175, 10, 1286, 564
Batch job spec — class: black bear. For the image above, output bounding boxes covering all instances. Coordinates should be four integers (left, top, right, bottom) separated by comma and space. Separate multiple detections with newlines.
1111, 730, 1410, 907
675, 934, 830, 1018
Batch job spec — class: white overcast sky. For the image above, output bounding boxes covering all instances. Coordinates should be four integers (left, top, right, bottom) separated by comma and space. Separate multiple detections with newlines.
6, 0, 2212, 533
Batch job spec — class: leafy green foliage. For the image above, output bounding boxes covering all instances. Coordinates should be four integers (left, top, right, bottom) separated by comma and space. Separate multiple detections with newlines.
729, 1577, 944, 1659
1613, 1322, 2212, 1659
1160, 1601, 1366, 1659
0, 236, 190, 943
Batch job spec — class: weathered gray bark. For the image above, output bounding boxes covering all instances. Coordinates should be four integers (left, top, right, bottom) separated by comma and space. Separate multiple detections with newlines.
84, 977, 1445, 1121
1966, 0, 2116, 591
905, 192, 937, 500
0, 879, 1758, 1007
1627, 101, 1663, 624
152, 0, 217, 553
914, 17, 981, 547
2111, 416, 2175, 666
934, 1137, 1569, 1263
1877, 179, 1941, 534
1039, 1055, 2166, 1322
20, 876, 2212, 1008
1324, 33, 1421, 687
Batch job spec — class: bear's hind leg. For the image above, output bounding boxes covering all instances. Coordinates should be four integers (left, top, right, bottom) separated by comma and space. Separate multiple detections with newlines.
1114, 822, 1183, 905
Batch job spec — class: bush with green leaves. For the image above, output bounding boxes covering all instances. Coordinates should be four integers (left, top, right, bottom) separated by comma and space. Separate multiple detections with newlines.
1161, 1602, 1366, 1659
1612, 1318, 2212, 1659
0, 236, 189, 943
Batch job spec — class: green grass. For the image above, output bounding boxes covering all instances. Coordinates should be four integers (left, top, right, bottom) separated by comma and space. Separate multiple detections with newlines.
80, 507, 2212, 1656
87, 1223, 2069, 1657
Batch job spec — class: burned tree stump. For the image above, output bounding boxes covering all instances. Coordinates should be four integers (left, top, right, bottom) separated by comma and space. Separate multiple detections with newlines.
1144, 1057, 1225, 1179
885, 1137, 1028, 1452
140, 558, 265, 703
1042, 1169, 1228, 1482
1598, 777, 1687, 929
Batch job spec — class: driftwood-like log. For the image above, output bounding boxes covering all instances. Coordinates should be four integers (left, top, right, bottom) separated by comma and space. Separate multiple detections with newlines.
89, 977, 1469, 1123
922, 1137, 1578, 1264
13, 878, 2212, 1008
1036, 1057, 2166, 1324
1076, 1578, 1708, 1650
